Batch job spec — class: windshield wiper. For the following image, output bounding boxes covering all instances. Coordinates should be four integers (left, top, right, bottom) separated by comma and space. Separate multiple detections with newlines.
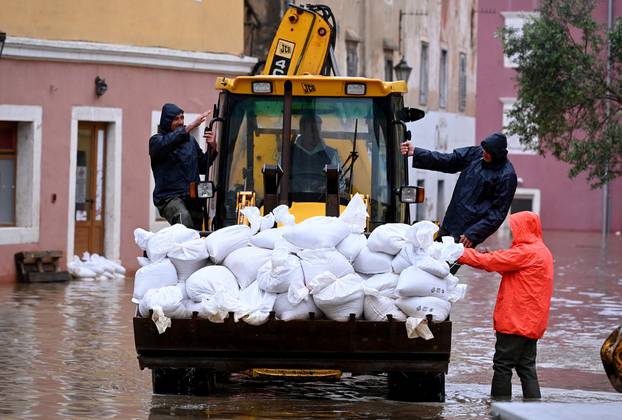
340, 118, 359, 195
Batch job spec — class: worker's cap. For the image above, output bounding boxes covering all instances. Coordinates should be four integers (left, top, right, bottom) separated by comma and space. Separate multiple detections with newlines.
300, 112, 322, 125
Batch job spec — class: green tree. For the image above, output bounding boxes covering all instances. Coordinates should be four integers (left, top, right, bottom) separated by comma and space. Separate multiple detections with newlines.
499, 0, 622, 187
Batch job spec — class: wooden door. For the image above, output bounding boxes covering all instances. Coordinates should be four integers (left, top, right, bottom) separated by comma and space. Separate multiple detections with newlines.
74, 123, 106, 256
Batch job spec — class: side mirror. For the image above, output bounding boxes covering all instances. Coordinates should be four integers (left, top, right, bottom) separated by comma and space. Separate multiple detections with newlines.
400, 186, 425, 204
397, 107, 426, 122
190, 181, 215, 199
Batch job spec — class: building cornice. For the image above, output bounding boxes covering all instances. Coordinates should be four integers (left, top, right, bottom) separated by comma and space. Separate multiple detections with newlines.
2, 36, 257, 75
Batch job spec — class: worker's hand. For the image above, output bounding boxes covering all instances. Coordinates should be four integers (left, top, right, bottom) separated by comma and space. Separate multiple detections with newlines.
459, 234, 473, 248
185, 110, 211, 133
204, 129, 217, 152
477, 246, 492, 254
400, 141, 414, 156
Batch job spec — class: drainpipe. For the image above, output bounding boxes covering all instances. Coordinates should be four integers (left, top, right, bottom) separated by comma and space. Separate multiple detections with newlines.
602, 0, 613, 241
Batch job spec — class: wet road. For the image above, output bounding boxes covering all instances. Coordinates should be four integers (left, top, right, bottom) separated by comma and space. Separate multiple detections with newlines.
0, 231, 621, 419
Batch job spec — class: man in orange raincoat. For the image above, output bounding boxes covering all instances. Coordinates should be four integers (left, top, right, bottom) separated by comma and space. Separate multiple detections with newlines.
458, 211, 554, 399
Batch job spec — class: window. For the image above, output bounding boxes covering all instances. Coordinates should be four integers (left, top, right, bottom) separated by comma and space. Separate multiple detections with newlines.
415, 179, 426, 221
500, 97, 537, 154
419, 42, 429, 105
0, 105, 42, 246
439, 49, 448, 109
346, 40, 359, 77
436, 179, 445, 223
0, 122, 17, 226
458, 52, 467, 112
501, 12, 540, 68
384, 49, 394, 81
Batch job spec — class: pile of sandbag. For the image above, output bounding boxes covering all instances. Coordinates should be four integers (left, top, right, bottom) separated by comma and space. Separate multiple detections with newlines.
67, 252, 126, 280
131, 194, 468, 334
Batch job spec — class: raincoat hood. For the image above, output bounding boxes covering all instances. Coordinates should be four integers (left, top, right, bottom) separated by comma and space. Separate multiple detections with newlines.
159, 103, 184, 134
510, 211, 542, 245
481, 132, 508, 164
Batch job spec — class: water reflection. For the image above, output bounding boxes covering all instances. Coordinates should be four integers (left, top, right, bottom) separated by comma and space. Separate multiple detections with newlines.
0, 230, 620, 418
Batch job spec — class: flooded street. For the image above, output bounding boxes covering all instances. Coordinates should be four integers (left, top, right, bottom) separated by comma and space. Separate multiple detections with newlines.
1, 231, 621, 419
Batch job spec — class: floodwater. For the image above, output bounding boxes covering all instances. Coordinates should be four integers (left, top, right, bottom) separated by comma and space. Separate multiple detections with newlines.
1, 230, 621, 419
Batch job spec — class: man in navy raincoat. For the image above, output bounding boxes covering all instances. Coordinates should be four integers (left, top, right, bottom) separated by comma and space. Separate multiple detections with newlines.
402, 132, 517, 256
149, 103, 218, 230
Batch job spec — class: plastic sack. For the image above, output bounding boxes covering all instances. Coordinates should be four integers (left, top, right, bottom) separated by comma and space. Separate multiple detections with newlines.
396, 266, 452, 299
146, 224, 199, 262
391, 244, 427, 274
298, 248, 354, 285
363, 295, 407, 321
136, 256, 151, 267
405, 220, 439, 249
235, 281, 278, 325
362, 272, 400, 298
405, 317, 434, 340
367, 223, 410, 256
338, 193, 368, 233
139, 285, 184, 318
250, 227, 286, 249
223, 246, 272, 289
427, 236, 465, 263
205, 225, 251, 264
134, 228, 154, 251
256, 249, 303, 293
274, 292, 322, 321
260, 212, 276, 232
396, 296, 451, 321
416, 255, 450, 278
308, 272, 364, 321
185, 265, 240, 302
336, 233, 367, 262
352, 246, 393, 274
168, 237, 209, 282
240, 206, 262, 235
282, 216, 350, 250
272, 204, 295, 226
195, 292, 241, 323
132, 258, 178, 303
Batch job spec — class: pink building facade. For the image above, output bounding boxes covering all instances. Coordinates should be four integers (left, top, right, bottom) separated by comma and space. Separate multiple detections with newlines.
0, 40, 255, 283
476, 0, 622, 232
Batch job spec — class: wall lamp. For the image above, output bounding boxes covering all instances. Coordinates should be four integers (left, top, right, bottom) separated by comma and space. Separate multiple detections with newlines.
95, 76, 108, 96
0, 32, 6, 59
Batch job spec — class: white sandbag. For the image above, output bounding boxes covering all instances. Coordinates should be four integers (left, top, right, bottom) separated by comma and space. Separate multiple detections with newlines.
185, 265, 240, 302
136, 256, 151, 267
352, 246, 393, 274
336, 233, 367, 262
416, 255, 450, 278
282, 216, 350, 249
167, 237, 209, 281
260, 212, 276, 232
391, 244, 426, 274
274, 292, 322, 321
256, 249, 303, 293
167, 299, 204, 319
406, 317, 434, 340
427, 236, 465, 263
367, 223, 410, 255
67, 262, 97, 279
308, 272, 364, 321
298, 248, 354, 285
405, 220, 439, 249
287, 265, 310, 305
272, 204, 295, 226
88, 253, 126, 275
240, 206, 262, 234
235, 281, 278, 325
396, 266, 452, 299
362, 272, 400, 298
134, 227, 154, 251
223, 246, 272, 289
250, 227, 286, 249
339, 193, 368, 233
146, 224, 199, 262
139, 285, 184, 317
396, 296, 451, 321
205, 225, 251, 264
363, 295, 407, 321
133, 258, 178, 303
195, 292, 241, 323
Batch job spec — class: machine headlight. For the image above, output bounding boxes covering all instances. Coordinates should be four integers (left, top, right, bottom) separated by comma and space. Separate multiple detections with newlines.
345, 83, 366, 95
252, 82, 273, 94
400, 186, 425, 204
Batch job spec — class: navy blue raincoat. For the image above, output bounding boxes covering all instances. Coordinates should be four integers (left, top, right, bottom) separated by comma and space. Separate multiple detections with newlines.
149, 103, 217, 206
412, 133, 517, 244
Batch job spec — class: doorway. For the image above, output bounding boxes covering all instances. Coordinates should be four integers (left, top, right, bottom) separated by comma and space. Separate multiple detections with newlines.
74, 123, 107, 256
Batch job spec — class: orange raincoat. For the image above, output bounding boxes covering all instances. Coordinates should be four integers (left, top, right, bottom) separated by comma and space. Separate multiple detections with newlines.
458, 211, 554, 339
